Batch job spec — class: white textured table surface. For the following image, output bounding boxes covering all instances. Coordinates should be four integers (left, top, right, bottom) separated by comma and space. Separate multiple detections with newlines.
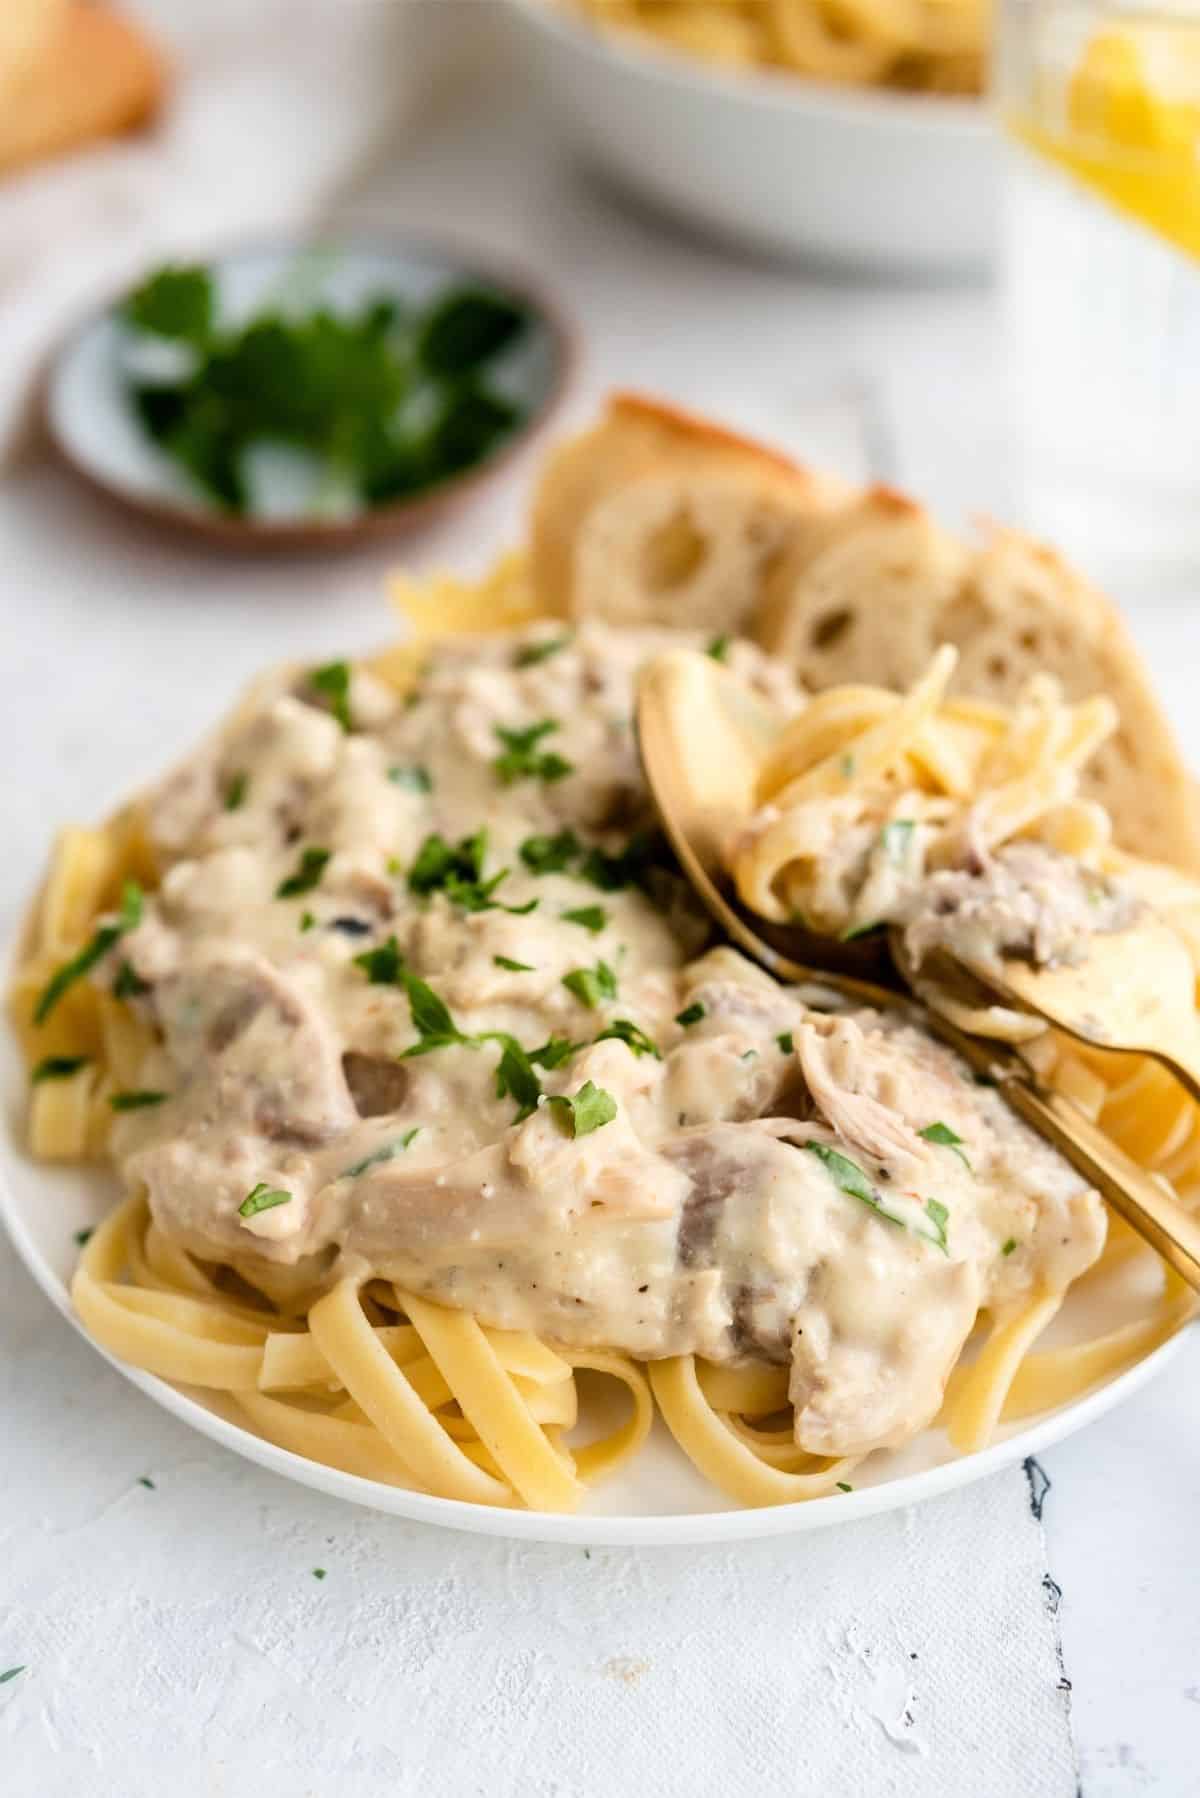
2, 18, 1199, 1795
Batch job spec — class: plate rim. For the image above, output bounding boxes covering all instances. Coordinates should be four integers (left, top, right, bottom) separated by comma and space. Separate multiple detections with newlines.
2, 1106, 1192, 1545
43, 232, 575, 553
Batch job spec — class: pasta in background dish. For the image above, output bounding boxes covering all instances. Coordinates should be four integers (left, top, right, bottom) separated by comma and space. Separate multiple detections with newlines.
556, 0, 988, 97
9, 555, 1197, 1513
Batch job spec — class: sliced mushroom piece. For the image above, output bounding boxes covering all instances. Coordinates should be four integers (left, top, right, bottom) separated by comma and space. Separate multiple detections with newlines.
342, 1051, 409, 1118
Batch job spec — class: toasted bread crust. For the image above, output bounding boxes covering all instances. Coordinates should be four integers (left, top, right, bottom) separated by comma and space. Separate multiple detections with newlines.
0, 3, 166, 176
531, 393, 1200, 871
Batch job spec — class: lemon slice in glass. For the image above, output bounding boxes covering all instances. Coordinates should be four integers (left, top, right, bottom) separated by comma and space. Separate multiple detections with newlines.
1012, 22, 1200, 259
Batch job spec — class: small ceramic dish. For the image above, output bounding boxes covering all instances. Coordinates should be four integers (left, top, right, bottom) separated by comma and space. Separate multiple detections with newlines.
45, 239, 572, 550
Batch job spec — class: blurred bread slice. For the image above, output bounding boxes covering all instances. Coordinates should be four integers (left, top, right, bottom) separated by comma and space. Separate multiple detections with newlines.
755, 493, 1200, 871
530, 391, 844, 633
0, 2, 166, 177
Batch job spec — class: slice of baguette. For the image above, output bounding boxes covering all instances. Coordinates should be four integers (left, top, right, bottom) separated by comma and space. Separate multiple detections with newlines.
0, 3, 166, 178
529, 391, 843, 633
755, 496, 1200, 871
534, 394, 1200, 872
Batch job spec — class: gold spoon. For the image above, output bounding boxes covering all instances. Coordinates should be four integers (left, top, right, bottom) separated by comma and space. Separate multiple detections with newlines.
897, 917, 1200, 1105
636, 648, 1200, 1291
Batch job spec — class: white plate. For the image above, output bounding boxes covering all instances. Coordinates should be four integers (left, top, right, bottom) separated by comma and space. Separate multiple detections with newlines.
501, 0, 997, 274
2, 1011, 1191, 1543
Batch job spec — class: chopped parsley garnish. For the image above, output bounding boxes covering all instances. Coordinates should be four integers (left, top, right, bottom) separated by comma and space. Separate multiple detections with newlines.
561, 905, 606, 934
34, 881, 143, 1024
840, 919, 883, 942
0, 1667, 26, 1686
803, 1142, 949, 1254
740, 1049, 759, 1063
310, 660, 352, 732
239, 1183, 292, 1218
299, 910, 316, 932
515, 635, 570, 668
529, 1037, 582, 1070
594, 1018, 661, 1059
483, 1033, 543, 1121
918, 1120, 972, 1172
113, 959, 150, 1000
492, 720, 573, 785
881, 819, 916, 864
223, 770, 249, 811
706, 633, 730, 663
406, 830, 535, 915
562, 960, 618, 1009
276, 847, 330, 898
1002, 1238, 1018, 1257
109, 1090, 168, 1111
494, 955, 535, 972
343, 1129, 419, 1177
31, 1055, 89, 1085
776, 1031, 795, 1054
138, 1476, 156, 1489
388, 764, 432, 793
835, 1482, 853, 1493
519, 828, 581, 874
73, 1228, 93, 1247
546, 1080, 617, 1138
399, 974, 473, 1057
675, 1002, 705, 1028
839, 753, 856, 777
123, 263, 212, 341
579, 830, 665, 894
353, 935, 404, 985
312, 1567, 327, 1581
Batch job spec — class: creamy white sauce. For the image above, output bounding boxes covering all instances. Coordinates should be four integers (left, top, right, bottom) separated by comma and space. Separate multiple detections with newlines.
99, 623, 1107, 1458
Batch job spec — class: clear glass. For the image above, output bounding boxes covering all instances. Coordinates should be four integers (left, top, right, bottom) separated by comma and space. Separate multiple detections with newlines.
996, 0, 1200, 577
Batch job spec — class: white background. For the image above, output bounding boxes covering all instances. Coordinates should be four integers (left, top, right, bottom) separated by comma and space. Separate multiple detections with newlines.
1, 9, 1198, 1793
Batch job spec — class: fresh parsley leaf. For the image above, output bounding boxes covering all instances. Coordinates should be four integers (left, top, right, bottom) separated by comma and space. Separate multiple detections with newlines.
594, 1017, 661, 1059
482, 1033, 543, 1121
918, 1121, 972, 1172
416, 287, 527, 377
492, 719, 573, 786
776, 1031, 795, 1054
311, 661, 352, 732
675, 1002, 705, 1027
706, 633, 730, 663
840, 919, 883, 942
494, 955, 534, 972
515, 635, 569, 668
313, 1567, 327, 1581
299, 910, 316, 933
353, 935, 404, 984
34, 882, 143, 1024
803, 1141, 949, 1254
408, 830, 485, 894
109, 1090, 168, 1111
835, 1481, 854, 1493
562, 961, 618, 1009
546, 1080, 617, 1139
138, 1476, 156, 1489
113, 959, 150, 1000
529, 1037, 582, 1070
223, 770, 249, 811
31, 1055, 89, 1085
343, 1129, 419, 1177
399, 974, 472, 1057
579, 830, 666, 894
73, 1228, 93, 1247
0, 1666, 26, 1686
388, 764, 432, 793
562, 905, 606, 934
1002, 1237, 1018, 1256
881, 819, 916, 865
839, 753, 856, 778
239, 1183, 292, 1219
519, 828, 581, 874
924, 1197, 951, 1253
276, 847, 330, 899
123, 264, 213, 343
